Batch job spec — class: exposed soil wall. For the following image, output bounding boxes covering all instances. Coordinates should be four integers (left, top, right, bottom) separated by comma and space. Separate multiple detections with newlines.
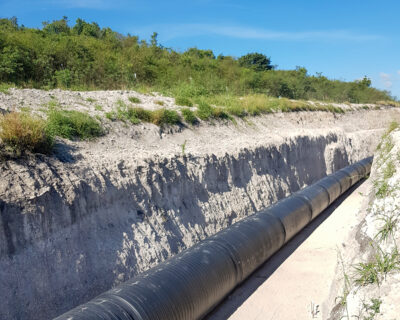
1, 89, 400, 319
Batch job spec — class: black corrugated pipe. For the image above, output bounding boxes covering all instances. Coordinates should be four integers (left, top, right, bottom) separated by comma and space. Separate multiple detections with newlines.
54, 157, 373, 320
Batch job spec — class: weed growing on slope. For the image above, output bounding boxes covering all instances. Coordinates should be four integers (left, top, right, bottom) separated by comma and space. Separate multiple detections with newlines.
335, 251, 351, 319
354, 261, 380, 286
86, 97, 96, 103
151, 109, 181, 126
47, 108, 103, 140
362, 298, 382, 320
375, 212, 398, 243
105, 100, 140, 124
374, 180, 390, 198
181, 140, 187, 155
383, 160, 395, 180
0, 112, 54, 154
353, 247, 400, 286
175, 96, 193, 107
106, 101, 181, 126
181, 108, 198, 124
196, 101, 214, 120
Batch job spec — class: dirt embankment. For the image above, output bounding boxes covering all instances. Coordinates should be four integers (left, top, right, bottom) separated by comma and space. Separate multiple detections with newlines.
326, 127, 400, 320
0, 89, 400, 319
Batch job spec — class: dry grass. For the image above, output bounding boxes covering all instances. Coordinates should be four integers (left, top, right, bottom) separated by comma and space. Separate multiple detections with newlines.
0, 112, 54, 154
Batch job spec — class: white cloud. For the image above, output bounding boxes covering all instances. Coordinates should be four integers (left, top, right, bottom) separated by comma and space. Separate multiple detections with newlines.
380, 72, 392, 88
136, 24, 383, 42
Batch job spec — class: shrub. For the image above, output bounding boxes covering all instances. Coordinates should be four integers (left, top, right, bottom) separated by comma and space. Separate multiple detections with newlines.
47, 109, 103, 139
175, 96, 193, 107
128, 96, 141, 104
151, 109, 181, 126
181, 108, 197, 124
133, 107, 152, 122
0, 112, 54, 154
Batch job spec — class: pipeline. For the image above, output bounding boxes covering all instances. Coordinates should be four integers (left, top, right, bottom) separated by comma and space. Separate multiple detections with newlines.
55, 157, 373, 320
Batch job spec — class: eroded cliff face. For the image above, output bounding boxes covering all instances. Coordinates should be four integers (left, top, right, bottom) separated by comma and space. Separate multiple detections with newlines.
0, 132, 376, 319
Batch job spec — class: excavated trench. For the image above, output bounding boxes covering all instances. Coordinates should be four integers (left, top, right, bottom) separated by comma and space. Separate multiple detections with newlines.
0, 109, 399, 319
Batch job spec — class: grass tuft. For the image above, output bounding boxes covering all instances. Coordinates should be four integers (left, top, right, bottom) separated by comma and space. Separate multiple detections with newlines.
175, 96, 193, 107
353, 247, 400, 286
196, 101, 214, 120
47, 109, 103, 140
181, 108, 198, 124
151, 109, 181, 126
0, 112, 54, 154
0, 83, 13, 95
128, 96, 141, 104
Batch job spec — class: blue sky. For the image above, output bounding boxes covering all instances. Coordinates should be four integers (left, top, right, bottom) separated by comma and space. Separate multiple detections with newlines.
1, 0, 400, 98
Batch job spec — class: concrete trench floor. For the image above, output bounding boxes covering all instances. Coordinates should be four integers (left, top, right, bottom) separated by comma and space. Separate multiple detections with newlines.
207, 180, 368, 320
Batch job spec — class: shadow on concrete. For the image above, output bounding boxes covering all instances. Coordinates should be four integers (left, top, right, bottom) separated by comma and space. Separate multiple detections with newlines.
205, 179, 366, 320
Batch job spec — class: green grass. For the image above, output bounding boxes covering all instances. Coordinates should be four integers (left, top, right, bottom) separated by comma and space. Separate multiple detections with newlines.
383, 160, 395, 180
47, 99, 60, 109
155, 100, 164, 106
354, 261, 379, 286
375, 213, 398, 243
0, 83, 13, 94
362, 298, 382, 320
181, 108, 198, 124
105, 100, 140, 124
353, 247, 400, 286
196, 101, 214, 120
195, 94, 345, 119
106, 101, 181, 126
151, 109, 181, 126
175, 96, 193, 107
95, 105, 103, 111
128, 96, 141, 104
86, 97, 96, 103
46, 108, 103, 140
0, 112, 54, 154
374, 180, 390, 198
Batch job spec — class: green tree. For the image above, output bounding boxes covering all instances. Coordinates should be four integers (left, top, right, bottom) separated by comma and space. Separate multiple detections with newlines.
238, 52, 273, 71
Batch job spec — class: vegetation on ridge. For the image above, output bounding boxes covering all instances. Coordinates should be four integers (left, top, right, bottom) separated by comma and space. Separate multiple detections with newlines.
0, 16, 394, 104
